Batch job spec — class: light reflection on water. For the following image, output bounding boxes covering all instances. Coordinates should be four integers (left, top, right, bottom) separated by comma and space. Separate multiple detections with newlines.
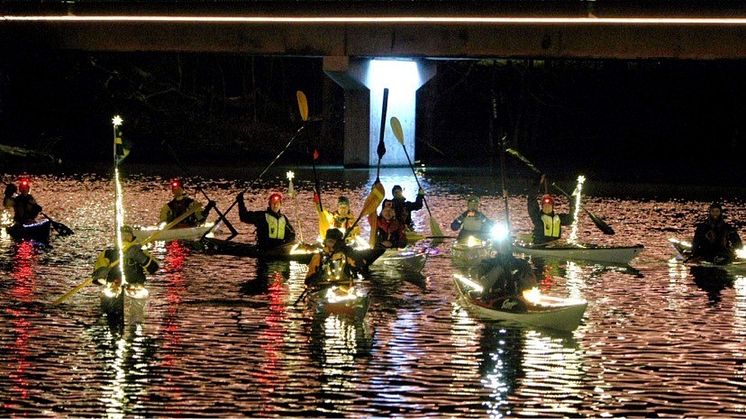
1, 168, 745, 416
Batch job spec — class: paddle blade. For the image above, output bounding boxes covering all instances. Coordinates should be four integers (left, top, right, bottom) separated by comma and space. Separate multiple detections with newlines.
52, 221, 74, 237
362, 182, 386, 217
390, 116, 404, 145
587, 210, 615, 235
296, 91, 309, 122
377, 89, 389, 160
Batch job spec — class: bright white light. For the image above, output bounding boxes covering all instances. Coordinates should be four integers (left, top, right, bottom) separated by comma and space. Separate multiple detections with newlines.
568, 175, 585, 244
114, 166, 127, 285
367, 59, 420, 91
286, 171, 295, 180
736, 247, 746, 260
490, 223, 510, 242
465, 235, 483, 248
112, 115, 123, 126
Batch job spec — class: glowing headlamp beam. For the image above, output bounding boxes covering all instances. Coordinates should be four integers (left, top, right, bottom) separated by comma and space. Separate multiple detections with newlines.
6, 16, 746, 25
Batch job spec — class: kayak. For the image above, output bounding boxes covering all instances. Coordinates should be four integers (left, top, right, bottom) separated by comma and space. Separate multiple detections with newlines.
512, 241, 643, 265
669, 237, 746, 274
453, 274, 587, 332
308, 284, 370, 318
5, 219, 52, 244
405, 230, 425, 243
99, 282, 149, 328
451, 238, 493, 266
371, 247, 427, 273
201, 238, 318, 263
133, 222, 215, 242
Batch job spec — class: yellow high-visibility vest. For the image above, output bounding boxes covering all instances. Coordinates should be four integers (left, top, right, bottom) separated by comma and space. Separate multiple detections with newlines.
265, 213, 287, 239
541, 214, 561, 238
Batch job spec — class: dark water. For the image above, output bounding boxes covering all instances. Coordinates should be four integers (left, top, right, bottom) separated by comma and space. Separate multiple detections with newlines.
1, 167, 745, 417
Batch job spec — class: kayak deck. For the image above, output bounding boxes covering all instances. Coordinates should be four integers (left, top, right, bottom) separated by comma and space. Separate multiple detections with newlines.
513, 241, 643, 265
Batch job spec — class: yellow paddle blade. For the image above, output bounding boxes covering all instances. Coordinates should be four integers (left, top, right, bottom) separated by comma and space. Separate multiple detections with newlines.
429, 216, 444, 237
362, 182, 385, 217
318, 210, 332, 239
297, 91, 309, 122
390, 116, 404, 145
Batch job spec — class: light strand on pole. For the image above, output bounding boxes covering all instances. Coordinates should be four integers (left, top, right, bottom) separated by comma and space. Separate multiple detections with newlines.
567, 175, 585, 244
112, 115, 127, 286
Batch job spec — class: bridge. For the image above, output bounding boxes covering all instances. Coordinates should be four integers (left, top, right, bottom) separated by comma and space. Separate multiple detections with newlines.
3, 1, 746, 166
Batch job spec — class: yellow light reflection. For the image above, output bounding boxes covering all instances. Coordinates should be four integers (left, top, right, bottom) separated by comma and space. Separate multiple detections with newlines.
7, 16, 746, 25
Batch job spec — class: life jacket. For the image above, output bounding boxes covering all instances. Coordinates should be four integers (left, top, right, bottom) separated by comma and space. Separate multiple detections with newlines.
462, 214, 485, 233
265, 213, 287, 239
541, 213, 562, 238
167, 197, 198, 226
320, 250, 354, 282
332, 211, 354, 230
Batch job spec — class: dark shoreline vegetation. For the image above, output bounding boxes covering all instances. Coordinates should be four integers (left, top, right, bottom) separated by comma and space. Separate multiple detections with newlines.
1, 51, 745, 187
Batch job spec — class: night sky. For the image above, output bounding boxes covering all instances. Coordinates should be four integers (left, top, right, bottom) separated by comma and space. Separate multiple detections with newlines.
1, 49, 745, 185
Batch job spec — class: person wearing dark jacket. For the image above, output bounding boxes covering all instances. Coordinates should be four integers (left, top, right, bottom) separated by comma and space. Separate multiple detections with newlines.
477, 237, 537, 312
237, 192, 296, 250
691, 202, 743, 264
159, 178, 212, 227
451, 196, 493, 241
12, 177, 42, 225
391, 185, 424, 230
374, 199, 407, 250
92, 225, 159, 286
527, 176, 575, 244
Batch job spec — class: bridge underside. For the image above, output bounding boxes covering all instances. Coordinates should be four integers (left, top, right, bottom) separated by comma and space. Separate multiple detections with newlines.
4, 1, 746, 166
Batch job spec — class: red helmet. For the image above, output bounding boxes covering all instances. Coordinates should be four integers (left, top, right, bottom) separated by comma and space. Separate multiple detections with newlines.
268, 192, 283, 205
18, 177, 31, 193
541, 194, 554, 205
170, 178, 183, 191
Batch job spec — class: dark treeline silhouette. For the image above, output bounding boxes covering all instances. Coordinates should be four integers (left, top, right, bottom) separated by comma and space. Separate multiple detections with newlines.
1, 49, 744, 185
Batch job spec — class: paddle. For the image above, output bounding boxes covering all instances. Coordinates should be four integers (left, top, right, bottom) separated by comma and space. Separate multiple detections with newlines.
389, 116, 444, 242
202, 90, 312, 241
375, 88, 389, 182
52, 206, 198, 305
41, 212, 74, 236
311, 149, 332, 238
162, 140, 239, 238
498, 135, 511, 232
505, 147, 615, 235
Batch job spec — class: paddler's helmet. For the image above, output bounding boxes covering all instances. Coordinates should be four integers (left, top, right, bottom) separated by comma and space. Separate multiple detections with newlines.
170, 178, 183, 191
467, 195, 480, 211
541, 194, 555, 206
268, 192, 283, 206
324, 228, 345, 250
337, 196, 350, 206
18, 176, 31, 193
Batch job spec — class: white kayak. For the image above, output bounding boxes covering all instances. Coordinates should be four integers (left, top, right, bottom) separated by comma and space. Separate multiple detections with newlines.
513, 241, 643, 265
372, 247, 427, 273
133, 222, 215, 242
669, 237, 746, 274
451, 238, 494, 266
453, 274, 587, 332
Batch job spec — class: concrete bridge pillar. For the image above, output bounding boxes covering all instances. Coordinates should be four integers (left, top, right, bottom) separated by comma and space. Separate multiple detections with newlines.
323, 56, 436, 167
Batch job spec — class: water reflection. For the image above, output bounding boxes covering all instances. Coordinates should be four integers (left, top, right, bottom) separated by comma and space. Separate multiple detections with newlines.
690, 266, 734, 305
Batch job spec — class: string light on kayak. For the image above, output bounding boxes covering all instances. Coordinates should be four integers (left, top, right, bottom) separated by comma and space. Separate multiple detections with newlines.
737, 247, 746, 260
112, 115, 123, 127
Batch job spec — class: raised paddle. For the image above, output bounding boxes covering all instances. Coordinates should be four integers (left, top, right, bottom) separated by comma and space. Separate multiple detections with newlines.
52, 206, 198, 305
162, 140, 238, 238
506, 148, 615, 235
41, 212, 74, 236
202, 90, 312, 241
375, 88, 389, 183
389, 116, 444, 242
343, 181, 386, 243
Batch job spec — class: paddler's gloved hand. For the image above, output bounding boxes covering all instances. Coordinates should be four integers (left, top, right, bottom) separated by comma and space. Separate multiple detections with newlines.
313, 193, 320, 204
418, 188, 425, 197
204, 200, 216, 213
236, 192, 244, 203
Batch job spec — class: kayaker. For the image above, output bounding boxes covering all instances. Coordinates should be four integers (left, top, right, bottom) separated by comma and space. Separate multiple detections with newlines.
315, 194, 360, 240
92, 225, 159, 286
691, 202, 743, 264
478, 235, 537, 311
305, 228, 359, 287
3, 183, 16, 211
450, 196, 494, 241
12, 177, 42, 225
391, 185, 424, 230
527, 175, 575, 244
159, 178, 213, 228
236, 191, 296, 250
373, 199, 407, 250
